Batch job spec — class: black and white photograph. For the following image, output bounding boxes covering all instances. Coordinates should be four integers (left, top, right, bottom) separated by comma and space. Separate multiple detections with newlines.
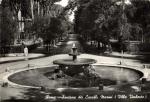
0, 0, 150, 102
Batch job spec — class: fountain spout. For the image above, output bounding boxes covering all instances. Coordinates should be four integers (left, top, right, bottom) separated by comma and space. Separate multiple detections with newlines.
69, 43, 78, 61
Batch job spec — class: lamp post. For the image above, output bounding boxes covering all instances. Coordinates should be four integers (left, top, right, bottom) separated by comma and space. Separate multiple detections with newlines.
120, 0, 125, 65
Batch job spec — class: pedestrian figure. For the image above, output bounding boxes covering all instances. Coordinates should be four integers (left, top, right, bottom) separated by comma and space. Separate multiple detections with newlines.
24, 46, 28, 57
24, 46, 28, 61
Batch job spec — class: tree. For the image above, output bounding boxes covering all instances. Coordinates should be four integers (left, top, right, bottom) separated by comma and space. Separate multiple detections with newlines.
130, 0, 150, 42
27, 3, 72, 52
1, 1, 18, 55
131, 23, 143, 41
74, 0, 120, 50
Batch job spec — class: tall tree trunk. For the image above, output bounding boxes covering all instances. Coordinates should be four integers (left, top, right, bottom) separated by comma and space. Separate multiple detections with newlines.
37, 1, 40, 15
30, 0, 34, 20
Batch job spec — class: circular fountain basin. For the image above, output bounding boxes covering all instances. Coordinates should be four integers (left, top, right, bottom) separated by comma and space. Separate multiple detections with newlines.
8, 65, 143, 90
53, 58, 97, 66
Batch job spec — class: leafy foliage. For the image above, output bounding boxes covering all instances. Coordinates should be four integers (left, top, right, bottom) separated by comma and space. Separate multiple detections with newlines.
1, 5, 18, 45
0, 4, 18, 55
74, 0, 121, 49
130, 0, 150, 42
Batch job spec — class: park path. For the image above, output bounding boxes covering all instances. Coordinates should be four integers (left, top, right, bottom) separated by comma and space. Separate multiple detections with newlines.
50, 34, 84, 54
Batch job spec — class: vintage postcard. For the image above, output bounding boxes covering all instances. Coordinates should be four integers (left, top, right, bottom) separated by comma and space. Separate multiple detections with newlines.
0, 0, 150, 102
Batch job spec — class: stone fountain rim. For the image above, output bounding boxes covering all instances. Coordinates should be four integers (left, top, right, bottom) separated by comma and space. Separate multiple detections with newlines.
4, 64, 145, 89
53, 58, 97, 66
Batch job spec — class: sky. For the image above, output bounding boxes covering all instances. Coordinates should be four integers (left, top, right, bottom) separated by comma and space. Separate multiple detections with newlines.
55, 0, 69, 7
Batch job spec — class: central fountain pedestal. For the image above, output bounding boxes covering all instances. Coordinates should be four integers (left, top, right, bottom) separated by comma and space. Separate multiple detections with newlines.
53, 43, 97, 76
68, 43, 78, 61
